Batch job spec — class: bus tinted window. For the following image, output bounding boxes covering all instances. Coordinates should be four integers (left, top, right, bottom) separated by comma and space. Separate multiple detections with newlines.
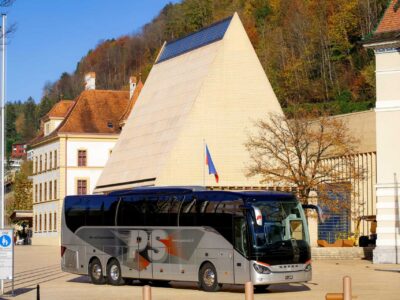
65, 196, 119, 232
117, 196, 145, 226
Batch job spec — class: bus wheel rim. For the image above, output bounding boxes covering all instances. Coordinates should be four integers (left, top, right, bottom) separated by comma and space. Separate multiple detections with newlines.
92, 264, 102, 280
110, 265, 120, 281
203, 268, 215, 286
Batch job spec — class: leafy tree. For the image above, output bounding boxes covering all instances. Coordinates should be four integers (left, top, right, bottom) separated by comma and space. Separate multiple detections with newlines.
21, 97, 37, 141
9, 160, 33, 212
245, 110, 364, 213
36, 96, 56, 122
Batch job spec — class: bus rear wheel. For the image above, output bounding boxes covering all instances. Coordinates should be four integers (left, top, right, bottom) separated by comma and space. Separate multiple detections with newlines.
107, 258, 125, 286
199, 262, 221, 292
89, 258, 105, 285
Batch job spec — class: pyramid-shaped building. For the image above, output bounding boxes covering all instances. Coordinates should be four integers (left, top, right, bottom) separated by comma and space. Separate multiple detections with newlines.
95, 13, 282, 192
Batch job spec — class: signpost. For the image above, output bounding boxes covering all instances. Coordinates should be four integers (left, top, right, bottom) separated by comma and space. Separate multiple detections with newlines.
0, 228, 14, 296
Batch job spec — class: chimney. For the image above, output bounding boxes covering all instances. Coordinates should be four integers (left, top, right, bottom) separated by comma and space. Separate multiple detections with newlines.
129, 76, 137, 99
85, 72, 96, 90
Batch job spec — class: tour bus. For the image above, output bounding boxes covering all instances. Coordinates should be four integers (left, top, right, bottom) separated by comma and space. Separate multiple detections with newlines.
61, 187, 315, 292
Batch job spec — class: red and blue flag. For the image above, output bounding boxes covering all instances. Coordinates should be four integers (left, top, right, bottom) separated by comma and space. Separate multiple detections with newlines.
205, 145, 219, 183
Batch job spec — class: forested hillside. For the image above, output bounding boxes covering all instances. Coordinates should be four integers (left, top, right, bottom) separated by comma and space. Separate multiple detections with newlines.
7, 0, 388, 154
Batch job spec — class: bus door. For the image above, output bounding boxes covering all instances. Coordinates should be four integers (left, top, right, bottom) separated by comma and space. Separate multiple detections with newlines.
117, 196, 153, 279
137, 229, 153, 279
233, 216, 251, 284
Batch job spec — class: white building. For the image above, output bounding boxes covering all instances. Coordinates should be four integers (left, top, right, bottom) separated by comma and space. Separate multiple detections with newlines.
364, 0, 400, 263
30, 73, 142, 245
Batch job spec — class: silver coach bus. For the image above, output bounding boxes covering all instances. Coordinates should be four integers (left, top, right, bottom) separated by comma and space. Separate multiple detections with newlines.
61, 187, 314, 292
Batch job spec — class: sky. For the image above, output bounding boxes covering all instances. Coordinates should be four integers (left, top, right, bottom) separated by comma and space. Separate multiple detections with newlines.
4, 0, 179, 103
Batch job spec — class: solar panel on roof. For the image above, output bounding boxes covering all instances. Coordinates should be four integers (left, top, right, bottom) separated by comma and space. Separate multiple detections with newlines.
156, 16, 232, 64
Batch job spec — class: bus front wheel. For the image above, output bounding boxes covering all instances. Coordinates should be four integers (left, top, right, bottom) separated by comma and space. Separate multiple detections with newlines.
107, 258, 125, 286
89, 258, 106, 285
199, 262, 221, 292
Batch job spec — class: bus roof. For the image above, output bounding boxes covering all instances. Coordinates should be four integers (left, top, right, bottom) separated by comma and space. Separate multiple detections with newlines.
106, 187, 295, 199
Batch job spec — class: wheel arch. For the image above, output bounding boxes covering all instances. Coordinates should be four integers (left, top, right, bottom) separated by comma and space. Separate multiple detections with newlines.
199, 260, 214, 275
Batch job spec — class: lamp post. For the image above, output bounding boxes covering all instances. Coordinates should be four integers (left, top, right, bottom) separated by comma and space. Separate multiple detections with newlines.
0, 13, 6, 296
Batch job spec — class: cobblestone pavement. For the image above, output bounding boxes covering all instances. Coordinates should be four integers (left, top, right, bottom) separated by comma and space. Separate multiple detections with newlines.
1, 246, 399, 300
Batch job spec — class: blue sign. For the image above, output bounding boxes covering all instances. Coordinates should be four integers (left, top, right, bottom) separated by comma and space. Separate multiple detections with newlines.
0, 234, 11, 247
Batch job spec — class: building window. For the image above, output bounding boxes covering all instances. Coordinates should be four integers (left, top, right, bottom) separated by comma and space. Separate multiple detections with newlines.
39, 214, 42, 232
40, 155, 42, 173
77, 179, 87, 195
54, 150, 57, 168
39, 183, 42, 202
49, 152, 52, 170
54, 212, 57, 231
34, 157, 37, 174
35, 184, 38, 203
34, 215, 37, 232
49, 212, 52, 231
78, 150, 87, 167
54, 180, 57, 199
45, 153, 47, 171
49, 181, 52, 200
44, 213, 47, 231
44, 182, 47, 201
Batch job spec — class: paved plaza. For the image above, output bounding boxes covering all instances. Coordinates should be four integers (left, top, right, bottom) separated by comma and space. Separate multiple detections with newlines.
0, 246, 399, 300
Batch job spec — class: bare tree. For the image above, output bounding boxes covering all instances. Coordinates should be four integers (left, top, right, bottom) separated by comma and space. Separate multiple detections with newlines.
245, 110, 364, 213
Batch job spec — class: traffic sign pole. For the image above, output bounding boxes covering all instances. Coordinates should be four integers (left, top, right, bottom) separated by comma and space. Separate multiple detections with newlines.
0, 228, 14, 296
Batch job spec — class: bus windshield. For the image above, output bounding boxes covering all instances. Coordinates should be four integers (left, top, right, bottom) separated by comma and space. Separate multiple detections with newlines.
250, 201, 308, 248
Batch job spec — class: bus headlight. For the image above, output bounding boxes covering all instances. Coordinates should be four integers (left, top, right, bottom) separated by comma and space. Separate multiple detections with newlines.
253, 263, 271, 274
304, 263, 312, 272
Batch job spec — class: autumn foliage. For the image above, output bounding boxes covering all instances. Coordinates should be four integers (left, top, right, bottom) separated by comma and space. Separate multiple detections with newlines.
245, 109, 365, 213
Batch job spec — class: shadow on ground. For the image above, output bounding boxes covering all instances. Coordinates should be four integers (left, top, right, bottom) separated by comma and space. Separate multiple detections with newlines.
66, 276, 310, 295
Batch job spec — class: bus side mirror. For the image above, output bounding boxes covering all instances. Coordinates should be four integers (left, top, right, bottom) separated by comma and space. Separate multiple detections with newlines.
239, 205, 262, 226
253, 206, 263, 226
302, 204, 325, 223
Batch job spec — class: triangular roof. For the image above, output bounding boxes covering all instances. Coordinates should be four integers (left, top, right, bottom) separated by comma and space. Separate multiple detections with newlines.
376, 0, 400, 34
95, 13, 283, 192
364, 0, 400, 45
30, 90, 130, 146
41, 100, 74, 121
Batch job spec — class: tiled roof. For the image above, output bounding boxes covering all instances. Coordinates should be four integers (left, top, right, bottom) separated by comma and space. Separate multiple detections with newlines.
58, 90, 129, 134
30, 90, 130, 146
375, 0, 400, 34
120, 79, 144, 124
42, 100, 74, 120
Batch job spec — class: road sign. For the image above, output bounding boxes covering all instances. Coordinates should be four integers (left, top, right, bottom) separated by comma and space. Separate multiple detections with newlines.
0, 229, 13, 280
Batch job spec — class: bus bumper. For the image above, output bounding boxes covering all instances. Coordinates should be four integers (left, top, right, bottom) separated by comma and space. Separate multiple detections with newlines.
250, 261, 312, 285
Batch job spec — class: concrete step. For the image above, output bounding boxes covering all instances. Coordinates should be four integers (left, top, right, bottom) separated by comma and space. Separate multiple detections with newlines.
312, 246, 374, 260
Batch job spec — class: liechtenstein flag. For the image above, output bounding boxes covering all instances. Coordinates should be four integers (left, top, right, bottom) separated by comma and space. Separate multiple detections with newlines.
206, 145, 219, 183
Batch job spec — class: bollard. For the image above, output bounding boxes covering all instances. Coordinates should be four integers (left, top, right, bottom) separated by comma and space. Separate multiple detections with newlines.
325, 293, 344, 300
343, 276, 351, 300
143, 285, 151, 300
325, 276, 356, 300
244, 281, 254, 300
36, 284, 40, 300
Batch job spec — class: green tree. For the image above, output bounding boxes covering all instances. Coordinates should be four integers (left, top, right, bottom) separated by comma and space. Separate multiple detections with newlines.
22, 97, 38, 141
10, 160, 33, 211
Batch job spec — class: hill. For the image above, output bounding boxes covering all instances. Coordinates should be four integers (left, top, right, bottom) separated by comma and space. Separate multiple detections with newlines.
7, 0, 388, 155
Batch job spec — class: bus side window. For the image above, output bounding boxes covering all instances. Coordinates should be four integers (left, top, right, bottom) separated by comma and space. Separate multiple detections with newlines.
65, 197, 87, 232
179, 195, 197, 226
117, 196, 145, 226
234, 217, 248, 257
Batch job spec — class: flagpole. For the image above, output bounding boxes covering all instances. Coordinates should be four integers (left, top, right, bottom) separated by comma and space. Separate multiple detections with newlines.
203, 139, 205, 187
